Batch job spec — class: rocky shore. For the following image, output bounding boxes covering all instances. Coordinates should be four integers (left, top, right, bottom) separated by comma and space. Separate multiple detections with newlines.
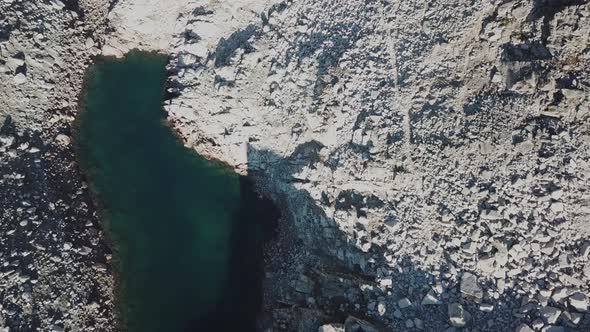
1, 0, 590, 331
159, 0, 590, 330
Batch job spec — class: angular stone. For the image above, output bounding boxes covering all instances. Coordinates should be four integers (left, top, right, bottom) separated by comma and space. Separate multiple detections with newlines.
460, 272, 483, 300
479, 303, 494, 312
293, 275, 314, 294
552, 287, 572, 302
50, 326, 64, 332
56, 134, 71, 146
515, 324, 534, 332
377, 301, 386, 316
478, 256, 495, 274
568, 292, 588, 312
541, 326, 565, 332
398, 297, 412, 309
561, 310, 582, 326
448, 303, 471, 327
580, 242, 590, 258
422, 290, 442, 305
13, 72, 26, 84
414, 318, 424, 330
550, 202, 564, 213
539, 306, 561, 324
318, 323, 344, 332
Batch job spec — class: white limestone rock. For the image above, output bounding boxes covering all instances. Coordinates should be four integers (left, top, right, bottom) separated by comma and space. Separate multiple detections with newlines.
13, 72, 26, 84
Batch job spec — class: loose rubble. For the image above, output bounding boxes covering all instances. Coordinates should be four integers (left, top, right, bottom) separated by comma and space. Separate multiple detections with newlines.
118, 0, 588, 330
1, 0, 589, 331
154, 0, 590, 330
0, 0, 117, 331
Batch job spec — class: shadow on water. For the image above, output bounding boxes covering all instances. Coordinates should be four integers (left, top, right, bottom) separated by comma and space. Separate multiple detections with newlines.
244, 146, 590, 331
75, 50, 279, 332
186, 177, 279, 332
73, 49, 590, 332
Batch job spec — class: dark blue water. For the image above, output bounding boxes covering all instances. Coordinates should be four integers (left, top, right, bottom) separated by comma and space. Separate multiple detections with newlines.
75, 51, 277, 332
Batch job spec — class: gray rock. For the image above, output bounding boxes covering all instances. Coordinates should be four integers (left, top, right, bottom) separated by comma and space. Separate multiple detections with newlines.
344, 316, 378, 332
460, 272, 483, 300
422, 290, 442, 305
479, 303, 494, 312
515, 324, 534, 332
377, 301, 386, 316
448, 302, 471, 327
293, 275, 314, 294
414, 318, 424, 330
398, 297, 412, 309
50, 325, 64, 332
539, 306, 561, 324
13, 73, 26, 84
405, 319, 414, 328
55, 134, 71, 146
318, 323, 344, 332
568, 292, 588, 312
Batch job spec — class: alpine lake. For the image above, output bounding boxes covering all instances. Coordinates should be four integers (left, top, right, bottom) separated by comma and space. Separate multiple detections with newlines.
75, 51, 278, 332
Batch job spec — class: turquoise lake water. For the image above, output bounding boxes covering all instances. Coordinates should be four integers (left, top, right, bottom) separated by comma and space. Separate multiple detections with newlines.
75, 51, 277, 332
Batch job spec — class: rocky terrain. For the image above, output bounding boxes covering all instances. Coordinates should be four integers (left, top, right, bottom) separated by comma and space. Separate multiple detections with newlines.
0, 0, 117, 331
1, 0, 590, 331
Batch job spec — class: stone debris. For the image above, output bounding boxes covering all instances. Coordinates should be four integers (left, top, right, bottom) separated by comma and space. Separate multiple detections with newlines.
344, 316, 378, 332
398, 298, 412, 309
134, 0, 590, 328
318, 324, 344, 332
568, 293, 589, 312
448, 303, 471, 327
1, 0, 590, 331
540, 306, 562, 325
0, 0, 118, 331
515, 324, 534, 332
460, 272, 483, 300
422, 291, 442, 305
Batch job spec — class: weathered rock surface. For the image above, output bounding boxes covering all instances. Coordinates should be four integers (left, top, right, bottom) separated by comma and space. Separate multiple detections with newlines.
1, 0, 590, 331
144, 0, 590, 330
0, 0, 117, 331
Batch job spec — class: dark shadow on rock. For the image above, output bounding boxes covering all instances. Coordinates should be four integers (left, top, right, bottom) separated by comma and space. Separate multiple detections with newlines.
528, 0, 589, 44
244, 144, 590, 331
214, 25, 258, 68
0, 120, 117, 331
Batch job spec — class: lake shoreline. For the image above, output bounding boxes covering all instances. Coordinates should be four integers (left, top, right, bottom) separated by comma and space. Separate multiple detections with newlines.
74, 50, 281, 332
